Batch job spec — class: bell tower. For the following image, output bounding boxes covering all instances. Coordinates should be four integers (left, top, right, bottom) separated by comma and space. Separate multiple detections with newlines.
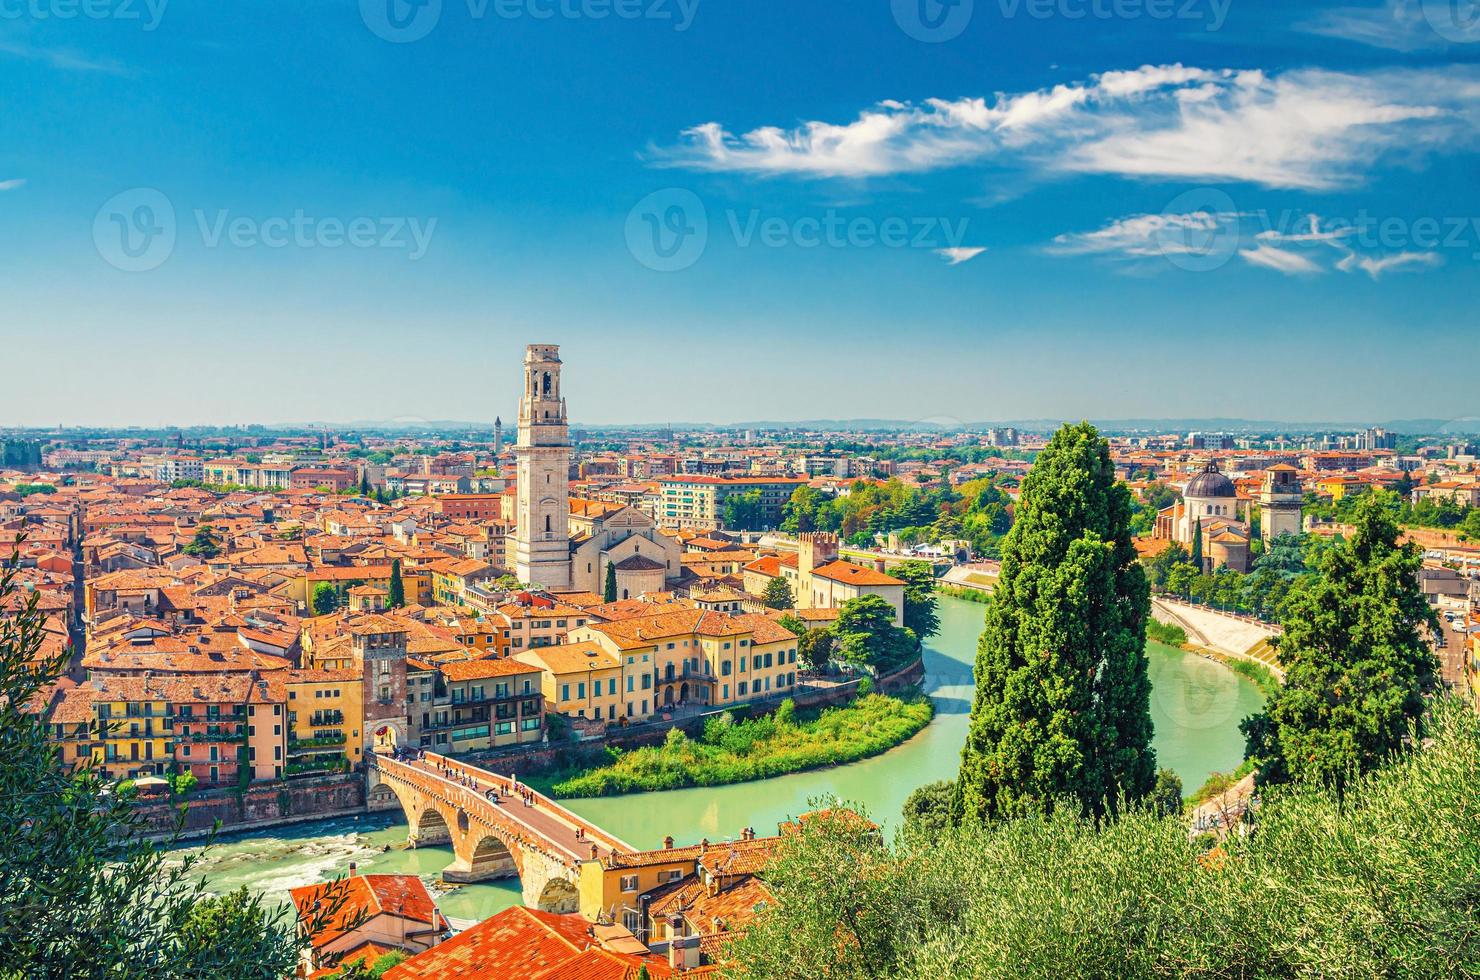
513, 344, 572, 590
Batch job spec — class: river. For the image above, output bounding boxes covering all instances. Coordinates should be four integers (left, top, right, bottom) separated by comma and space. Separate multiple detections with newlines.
170, 595, 1265, 922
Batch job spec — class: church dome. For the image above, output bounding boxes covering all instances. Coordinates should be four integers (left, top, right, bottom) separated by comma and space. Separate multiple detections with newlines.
1185, 461, 1236, 499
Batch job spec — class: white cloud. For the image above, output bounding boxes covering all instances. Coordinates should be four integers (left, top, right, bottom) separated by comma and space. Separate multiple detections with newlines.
656, 64, 1480, 190
1255, 215, 1354, 247
936, 247, 987, 266
1052, 209, 1447, 280
1240, 245, 1325, 275
1300, 1, 1451, 52
0, 179, 26, 192
1336, 250, 1443, 278
1048, 211, 1241, 259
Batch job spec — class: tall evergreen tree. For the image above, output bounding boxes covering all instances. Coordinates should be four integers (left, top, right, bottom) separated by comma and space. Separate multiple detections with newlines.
387, 559, 405, 608
603, 561, 618, 603
894, 560, 941, 639
953, 422, 1155, 824
1242, 493, 1437, 792
1189, 517, 1203, 572
762, 576, 794, 610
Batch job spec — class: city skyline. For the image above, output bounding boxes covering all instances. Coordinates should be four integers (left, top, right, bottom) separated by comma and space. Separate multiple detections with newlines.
4, 1, 1479, 423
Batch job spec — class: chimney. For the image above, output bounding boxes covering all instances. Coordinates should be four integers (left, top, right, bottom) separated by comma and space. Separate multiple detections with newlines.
348, 862, 357, 876
667, 929, 701, 972
663, 835, 674, 850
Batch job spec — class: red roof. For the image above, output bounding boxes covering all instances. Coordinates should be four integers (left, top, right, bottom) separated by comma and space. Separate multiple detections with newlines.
291, 874, 442, 950
384, 907, 602, 979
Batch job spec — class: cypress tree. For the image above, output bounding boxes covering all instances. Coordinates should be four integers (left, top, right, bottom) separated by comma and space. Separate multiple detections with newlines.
953, 422, 1155, 824
1189, 517, 1203, 572
603, 561, 618, 603
1243, 492, 1437, 792
388, 559, 405, 608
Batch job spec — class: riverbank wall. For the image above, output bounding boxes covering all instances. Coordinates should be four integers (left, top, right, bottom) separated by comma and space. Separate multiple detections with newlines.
137, 773, 366, 842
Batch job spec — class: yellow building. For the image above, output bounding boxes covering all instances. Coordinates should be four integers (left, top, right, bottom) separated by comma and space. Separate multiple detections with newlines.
567, 609, 800, 721
285, 668, 365, 776
515, 642, 624, 723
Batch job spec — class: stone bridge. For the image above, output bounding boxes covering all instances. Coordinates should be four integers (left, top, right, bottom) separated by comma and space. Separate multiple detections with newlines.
368, 751, 635, 913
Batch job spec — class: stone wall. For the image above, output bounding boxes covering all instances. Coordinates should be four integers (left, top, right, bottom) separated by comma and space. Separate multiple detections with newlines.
136, 773, 366, 840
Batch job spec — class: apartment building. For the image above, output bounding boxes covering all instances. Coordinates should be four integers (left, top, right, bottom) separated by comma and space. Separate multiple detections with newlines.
656, 476, 808, 531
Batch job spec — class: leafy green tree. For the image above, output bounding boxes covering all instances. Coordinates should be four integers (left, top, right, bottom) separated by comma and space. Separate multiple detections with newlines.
1145, 542, 1191, 590
901, 780, 956, 838
833, 595, 918, 673
0, 546, 350, 978
954, 422, 1155, 824
603, 562, 618, 603
1148, 768, 1183, 817
721, 490, 766, 531
1243, 493, 1438, 793
1255, 533, 1306, 576
312, 582, 341, 616
182, 524, 221, 559
387, 559, 405, 608
763, 576, 794, 610
777, 613, 807, 637
894, 560, 941, 639
797, 626, 836, 671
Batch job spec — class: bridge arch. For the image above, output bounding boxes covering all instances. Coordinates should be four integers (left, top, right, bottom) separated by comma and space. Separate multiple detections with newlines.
368, 756, 587, 911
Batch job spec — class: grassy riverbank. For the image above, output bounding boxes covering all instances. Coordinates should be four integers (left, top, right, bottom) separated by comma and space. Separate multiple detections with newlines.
538, 694, 936, 798
1145, 618, 1188, 646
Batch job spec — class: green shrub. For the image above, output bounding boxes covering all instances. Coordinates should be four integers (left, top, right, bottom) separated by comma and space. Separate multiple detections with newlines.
1145, 618, 1188, 646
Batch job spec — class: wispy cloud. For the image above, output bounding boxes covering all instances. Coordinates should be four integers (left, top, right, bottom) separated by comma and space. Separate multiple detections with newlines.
1241, 245, 1324, 275
655, 64, 1480, 191
0, 39, 127, 75
0, 179, 26, 192
1051, 209, 1445, 278
936, 247, 987, 266
1049, 211, 1240, 259
1300, 1, 1453, 52
1337, 250, 1443, 278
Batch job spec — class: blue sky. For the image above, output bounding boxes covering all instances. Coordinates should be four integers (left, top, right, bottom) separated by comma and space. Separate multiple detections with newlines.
1, 0, 1478, 427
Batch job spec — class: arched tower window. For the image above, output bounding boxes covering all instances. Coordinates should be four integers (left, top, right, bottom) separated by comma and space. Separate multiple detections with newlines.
545, 515, 552, 533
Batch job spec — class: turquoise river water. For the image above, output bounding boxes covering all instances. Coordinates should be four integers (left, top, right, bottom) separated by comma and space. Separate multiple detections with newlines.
169, 595, 1265, 922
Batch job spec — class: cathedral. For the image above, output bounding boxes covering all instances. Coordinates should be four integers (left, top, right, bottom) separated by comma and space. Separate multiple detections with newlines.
509, 345, 679, 597
1155, 460, 1251, 573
